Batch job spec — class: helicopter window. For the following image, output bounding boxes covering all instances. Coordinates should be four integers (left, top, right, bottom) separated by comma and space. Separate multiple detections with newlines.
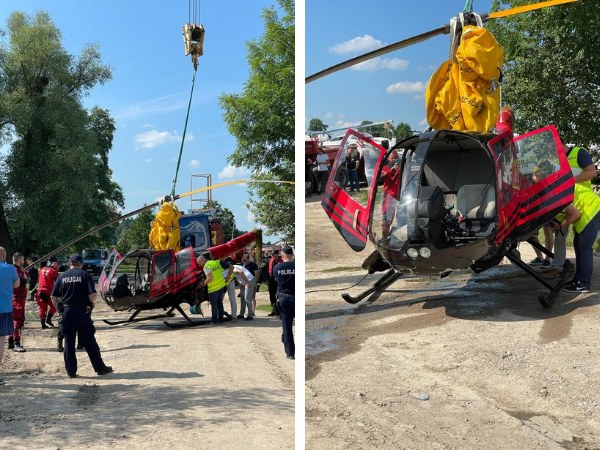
176, 248, 193, 274
153, 252, 172, 283
515, 129, 561, 189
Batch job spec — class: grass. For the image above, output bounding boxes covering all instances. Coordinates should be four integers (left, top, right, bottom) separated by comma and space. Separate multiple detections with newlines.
256, 304, 272, 312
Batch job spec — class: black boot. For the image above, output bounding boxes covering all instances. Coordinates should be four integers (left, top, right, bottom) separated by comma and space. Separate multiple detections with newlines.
7, 336, 14, 349
13, 340, 26, 353
40, 318, 48, 329
57, 338, 64, 353
46, 313, 55, 328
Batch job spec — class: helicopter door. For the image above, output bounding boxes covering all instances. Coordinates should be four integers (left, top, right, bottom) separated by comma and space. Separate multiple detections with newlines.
511, 125, 574, 229
322, 129, 387, 251
99, 249, 122, 295
150, 250, 175, 297
174, 247, 199, 290
488, 131, 520, 243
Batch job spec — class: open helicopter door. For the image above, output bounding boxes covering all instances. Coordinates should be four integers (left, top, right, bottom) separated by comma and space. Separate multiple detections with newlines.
98, 249, 122, 296
173, 247, 199, 291
322, 130, 387, 251
149, 250, 176, 298
488, 131, 521, 244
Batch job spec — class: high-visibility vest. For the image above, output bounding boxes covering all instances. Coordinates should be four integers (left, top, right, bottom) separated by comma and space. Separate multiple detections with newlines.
571, 184, 600, 234
205, 260, 226, 293
567, 147, 592, 189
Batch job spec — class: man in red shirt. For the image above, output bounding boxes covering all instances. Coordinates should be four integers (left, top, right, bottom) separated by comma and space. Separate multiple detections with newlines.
381, 150, 400, 235
37, 257, 60, 329
9, 253, 27, 352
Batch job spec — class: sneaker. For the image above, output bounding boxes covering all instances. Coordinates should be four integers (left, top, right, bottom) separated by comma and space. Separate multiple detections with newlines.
67, 373, 78, 378
286, 355, 295, 360
564, 282, 590, 293
529, 257, 544, 266
236, 315, 244, 319
97, 366, 113, 376
541, 259, 552, 268
267, 312, 276, 316
13, 343, 26, 353
244, 315, 254, 321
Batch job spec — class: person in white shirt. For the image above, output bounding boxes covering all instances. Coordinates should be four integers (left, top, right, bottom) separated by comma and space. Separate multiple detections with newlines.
224, 261, 250, 319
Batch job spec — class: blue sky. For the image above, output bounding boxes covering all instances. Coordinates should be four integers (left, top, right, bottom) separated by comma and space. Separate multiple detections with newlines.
306, 0, 495, 133
0, 0, 283, 241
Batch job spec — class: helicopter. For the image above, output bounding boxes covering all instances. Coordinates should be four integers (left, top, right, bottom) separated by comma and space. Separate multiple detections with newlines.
98, 229, 261, 329
307, 0, 580, 308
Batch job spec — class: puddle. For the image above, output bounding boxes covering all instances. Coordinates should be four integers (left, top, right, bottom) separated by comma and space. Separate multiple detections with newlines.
306, 325, 338, 355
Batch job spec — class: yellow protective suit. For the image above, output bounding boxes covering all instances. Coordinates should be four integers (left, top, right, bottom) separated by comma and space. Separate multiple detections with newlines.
426, 25, 504, 133
149, 202, 181, 251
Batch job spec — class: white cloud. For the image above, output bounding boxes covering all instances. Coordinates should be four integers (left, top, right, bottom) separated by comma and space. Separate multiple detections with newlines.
334, 120, 361, 129
247, 211, 255, 223
134, 130, 195, 150
190, 159, 201, 167
352, 57, 409, 72
323, 111, 334, 120
386, 81, 426, 94
218, 164, 251, 180
145, 158, 153, 163
329, 35, 383, 55
419, 118, 428, 127
117, 93, 188, 119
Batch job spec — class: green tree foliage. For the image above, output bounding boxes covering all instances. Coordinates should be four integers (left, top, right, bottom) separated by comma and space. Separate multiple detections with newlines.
308, 118, 328, 132
116, 209, 154, 254
0, 11, 122, 255
394, 122, 413, 140
488, 1, 600, 160
206, 200, 246, 240
219, 0, 294, 242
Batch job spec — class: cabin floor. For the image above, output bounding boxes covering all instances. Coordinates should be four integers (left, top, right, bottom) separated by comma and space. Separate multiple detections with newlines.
306, 196, 600, 450
0, 289, 294, 449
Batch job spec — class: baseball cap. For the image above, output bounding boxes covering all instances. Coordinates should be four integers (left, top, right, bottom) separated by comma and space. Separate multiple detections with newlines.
282, 246, 293, 255
69, 253, 83, 263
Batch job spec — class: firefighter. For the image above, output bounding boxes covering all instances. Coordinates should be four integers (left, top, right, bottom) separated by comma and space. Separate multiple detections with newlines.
8, 253, 27, 352
36, 257, 59, 329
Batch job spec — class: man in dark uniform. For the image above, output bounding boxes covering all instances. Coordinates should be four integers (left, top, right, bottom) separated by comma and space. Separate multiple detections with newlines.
274, 246, 295, 359
51, 254, 112, 378
268, 250, 282, 316
25, 256, 38, 303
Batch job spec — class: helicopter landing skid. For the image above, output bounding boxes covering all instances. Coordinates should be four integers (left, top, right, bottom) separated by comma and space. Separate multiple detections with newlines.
505, 250, 574, 309
103, 307, 177, 326
163, 304, 213, 329
341, 269, 402, 304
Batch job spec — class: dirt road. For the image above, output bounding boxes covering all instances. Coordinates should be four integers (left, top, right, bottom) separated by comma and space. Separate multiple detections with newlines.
0, 291, 294, 449
305, 197, 600, 449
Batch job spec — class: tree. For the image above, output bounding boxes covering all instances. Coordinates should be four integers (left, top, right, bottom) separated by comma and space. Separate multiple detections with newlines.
206, 200, 246, 240
219, 0, 294, 242
0, 11, 121, 256
394, 122, 413, 140
308, 118, 328, 132
488, 1, 600, 166
116, 209, 154, 254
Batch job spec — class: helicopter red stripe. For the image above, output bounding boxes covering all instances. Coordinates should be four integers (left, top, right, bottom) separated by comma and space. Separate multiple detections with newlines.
321, 196, 368, 239
321, 199, 366, 242
321, 191, 369, 234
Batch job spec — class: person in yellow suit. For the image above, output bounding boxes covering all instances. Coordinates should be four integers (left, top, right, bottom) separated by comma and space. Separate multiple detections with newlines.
196, 252, 233, 324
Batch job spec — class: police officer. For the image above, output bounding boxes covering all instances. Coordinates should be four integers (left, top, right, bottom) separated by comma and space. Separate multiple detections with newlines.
51, 254, 112, 378
196, 252, 233, 325
274, 246, 295, 359
268, 250, 282, 316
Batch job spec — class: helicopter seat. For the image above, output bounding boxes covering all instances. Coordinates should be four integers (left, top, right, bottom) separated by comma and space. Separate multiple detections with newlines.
417, 186, 448, 248
111, 273, 132, 298
456, 184, 496, 238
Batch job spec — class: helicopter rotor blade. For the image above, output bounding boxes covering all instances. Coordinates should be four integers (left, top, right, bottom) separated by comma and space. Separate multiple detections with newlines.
305, 25, 448, 84
306, 0, 578, 84
486, 0, 577, 20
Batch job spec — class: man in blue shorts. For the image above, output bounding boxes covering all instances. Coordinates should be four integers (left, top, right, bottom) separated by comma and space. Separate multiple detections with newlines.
0, 247, 20, 385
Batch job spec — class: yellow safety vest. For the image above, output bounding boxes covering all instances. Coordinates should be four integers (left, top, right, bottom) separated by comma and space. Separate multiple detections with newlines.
567, 147, 592, 189
571, 184, 600, 234
205, 260, 226, 293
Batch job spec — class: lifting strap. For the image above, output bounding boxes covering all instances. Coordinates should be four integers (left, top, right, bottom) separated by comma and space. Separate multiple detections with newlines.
171, 68, 197, 198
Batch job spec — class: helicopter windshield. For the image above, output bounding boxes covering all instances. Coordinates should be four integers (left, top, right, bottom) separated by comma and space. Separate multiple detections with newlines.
371, 144, 425, 251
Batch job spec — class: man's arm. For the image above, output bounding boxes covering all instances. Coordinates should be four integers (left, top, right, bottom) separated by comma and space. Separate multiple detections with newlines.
89, 292, 97, 305
558, 203, 581, 229
51, 296, 60, 311
575, 163, 597, 184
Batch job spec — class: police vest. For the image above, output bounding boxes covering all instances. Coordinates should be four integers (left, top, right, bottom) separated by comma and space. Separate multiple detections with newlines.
205, 260, 226, 293
567, 147, 592, 189
570, 184, 600, 234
